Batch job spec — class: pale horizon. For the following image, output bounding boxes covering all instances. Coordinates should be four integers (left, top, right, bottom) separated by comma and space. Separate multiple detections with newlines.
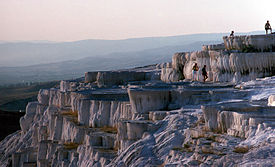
1, 0, 274, 42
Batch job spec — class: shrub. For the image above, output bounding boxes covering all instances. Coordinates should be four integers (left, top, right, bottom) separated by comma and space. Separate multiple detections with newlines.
71, 117, 80, 125
206, 135, 216, 141
183, 143, 190, 148
113, 144, 119, 152
61, 110, 78, 117
63, 142, 79, 150
158, 162, 166, 167
97, 147, 116, 153
61, 110, 80, 125
233, 146, 249, 153
241, 45, 260, 53
172, 147, 185, 152
201, 146, 214, 154
99, 126, 118, 134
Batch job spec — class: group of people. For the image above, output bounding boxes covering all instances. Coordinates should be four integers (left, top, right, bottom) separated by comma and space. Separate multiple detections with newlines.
229, 20, 272, 37
192, 63, 208, 82
191, 21, 272, 83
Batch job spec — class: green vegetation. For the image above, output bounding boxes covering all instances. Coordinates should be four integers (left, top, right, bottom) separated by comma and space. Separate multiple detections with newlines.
233, 146, 249, 153
0, 81, 59, 111
183, 143, 190, 149
96, 147, 117, 153
201, 146, 214, 154
61, 110, 78, 117
171, 146, 192, 152
113, 144, 119, 152
241, 45, 260, 53
206, 135, 216, 141
61, 110, 80, 125
99, 126, 118, 134
63, 142, 80, 150
158, 163, 166, 167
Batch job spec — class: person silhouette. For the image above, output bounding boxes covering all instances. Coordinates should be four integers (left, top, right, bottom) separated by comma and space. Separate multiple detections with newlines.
192, 63, 199, 81
265, 20, 272, 34
230, 31, 234, 37
202, 65, 208, 82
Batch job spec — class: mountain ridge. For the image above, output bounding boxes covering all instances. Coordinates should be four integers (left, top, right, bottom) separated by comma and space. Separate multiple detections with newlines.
0, 41, 219, 85
0, 31, 263, 67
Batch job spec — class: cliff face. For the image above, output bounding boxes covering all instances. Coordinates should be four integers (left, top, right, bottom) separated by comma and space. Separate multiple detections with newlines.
162, 34, 275, 83
0, 35, 275, 167
183, 51, 275, 82
0, 71, 274, 167
162, 51, 275, 83
0, 67, 161, 167
223, 34, 275, 51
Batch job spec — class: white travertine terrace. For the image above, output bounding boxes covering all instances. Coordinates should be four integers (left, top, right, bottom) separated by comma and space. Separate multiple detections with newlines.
223, 34, 275, 51
162, 34, 275, 83
0, 34, 275, 167
268, 95, 275, 106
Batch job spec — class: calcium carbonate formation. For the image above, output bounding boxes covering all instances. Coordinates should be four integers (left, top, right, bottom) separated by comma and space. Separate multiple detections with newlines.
0, 34, 275, 167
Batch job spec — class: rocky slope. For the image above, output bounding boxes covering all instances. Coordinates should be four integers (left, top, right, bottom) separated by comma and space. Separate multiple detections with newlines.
0, 34, 275, 167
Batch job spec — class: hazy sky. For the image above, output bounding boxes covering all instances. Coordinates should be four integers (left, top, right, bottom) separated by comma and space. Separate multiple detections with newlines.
0, 0, 274, 41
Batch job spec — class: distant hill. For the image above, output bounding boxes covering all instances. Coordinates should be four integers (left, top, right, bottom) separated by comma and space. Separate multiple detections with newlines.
0, 41, 220, 85
0, 81, 59, 111
0, 33, 229, 67
0, 31, 264, 85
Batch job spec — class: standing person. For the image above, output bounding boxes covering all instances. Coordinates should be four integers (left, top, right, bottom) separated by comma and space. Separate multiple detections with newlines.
265, 20, 272, 34
202, 65, 208, 82
230, 30, 234, 37
192, 63, 199, 81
